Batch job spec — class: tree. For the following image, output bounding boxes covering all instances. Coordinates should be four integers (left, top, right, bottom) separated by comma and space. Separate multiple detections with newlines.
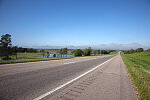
47, 52, 49, 58
97, 50, 101, 55
83, 48, 87, 56
0, 34, 13, 60
124, 50, 130, 54
136, 48, 144, 52
73, 49, 83, 56
63, 48, 68, 55
53, 54, 56, 57
63, 48, 68, 57
92, 50, 97, 55
40, 49, 45, 57
60, 48, 63, 57
56, 49, 63, 57
83, 47, 92, 56
129, 49, 135, 53
87, 47, 92, 56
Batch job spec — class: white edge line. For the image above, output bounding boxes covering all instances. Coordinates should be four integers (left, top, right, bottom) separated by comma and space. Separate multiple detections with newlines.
33, 56, 116, 100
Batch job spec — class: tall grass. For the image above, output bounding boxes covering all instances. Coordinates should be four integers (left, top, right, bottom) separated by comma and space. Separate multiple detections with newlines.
121, 51, 150, 100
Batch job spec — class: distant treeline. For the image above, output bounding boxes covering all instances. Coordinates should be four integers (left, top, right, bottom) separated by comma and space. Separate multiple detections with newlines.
73, 47, 116, 57
15, 47, 37, 53
122, 48, 150, 54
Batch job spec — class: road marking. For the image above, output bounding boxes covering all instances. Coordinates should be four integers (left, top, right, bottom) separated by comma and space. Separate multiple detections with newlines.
33, 56, 116, 100
64, 62, 76, 64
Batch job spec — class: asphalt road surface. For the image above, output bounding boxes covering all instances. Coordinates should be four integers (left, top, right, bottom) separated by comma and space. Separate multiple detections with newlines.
0, 54, 137, 100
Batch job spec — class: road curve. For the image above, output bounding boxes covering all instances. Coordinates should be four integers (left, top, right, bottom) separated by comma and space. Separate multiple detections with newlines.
0, 55, 116, 100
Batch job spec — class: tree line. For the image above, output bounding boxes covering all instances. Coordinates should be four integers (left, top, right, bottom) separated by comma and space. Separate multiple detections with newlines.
39, 48, 68, 57
15, 47, 37, 53
123, 48, 144, 54
73, 47, 115, 57
56, 48, 68, 55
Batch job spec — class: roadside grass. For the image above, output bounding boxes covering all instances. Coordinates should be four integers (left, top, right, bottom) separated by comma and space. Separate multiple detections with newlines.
0, 57, 74, 64
121, 51, 150, 100
11, 53, 43, 59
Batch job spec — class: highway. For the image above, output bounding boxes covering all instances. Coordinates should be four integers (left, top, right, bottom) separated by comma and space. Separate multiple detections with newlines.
0, 54, 137, 100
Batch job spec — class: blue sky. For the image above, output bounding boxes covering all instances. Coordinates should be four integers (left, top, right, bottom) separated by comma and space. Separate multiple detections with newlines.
0, 0, 150, 48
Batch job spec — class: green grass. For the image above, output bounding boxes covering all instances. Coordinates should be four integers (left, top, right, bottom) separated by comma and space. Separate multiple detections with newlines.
0, 57, 74, 64
121, 51, 150, 100
11, 53, 43, 59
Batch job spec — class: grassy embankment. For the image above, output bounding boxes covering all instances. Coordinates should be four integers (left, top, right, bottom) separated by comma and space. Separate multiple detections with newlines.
121, 51, 150, 100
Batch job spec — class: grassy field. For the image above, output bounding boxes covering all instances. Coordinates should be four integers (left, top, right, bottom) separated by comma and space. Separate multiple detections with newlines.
0, 57, 74, 64
11, 53, 43, 59
121, 51, 150, 100
0, 53, 43, 60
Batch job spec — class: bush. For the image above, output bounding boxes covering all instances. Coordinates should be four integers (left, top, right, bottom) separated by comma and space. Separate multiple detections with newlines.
73, 49, 83, 56
136, 48, 144, 52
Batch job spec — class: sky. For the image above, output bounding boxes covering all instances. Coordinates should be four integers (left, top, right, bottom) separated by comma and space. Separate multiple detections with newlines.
0, 0, 150, 49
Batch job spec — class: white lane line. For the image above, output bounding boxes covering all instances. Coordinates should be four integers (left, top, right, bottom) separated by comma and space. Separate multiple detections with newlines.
33, 56, 116, 100
64, 62, 76, 64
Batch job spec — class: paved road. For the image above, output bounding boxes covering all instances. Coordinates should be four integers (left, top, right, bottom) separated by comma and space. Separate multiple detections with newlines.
48, 53, 137, 100
0, 55, 114, 100
0, 54, 137, 100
